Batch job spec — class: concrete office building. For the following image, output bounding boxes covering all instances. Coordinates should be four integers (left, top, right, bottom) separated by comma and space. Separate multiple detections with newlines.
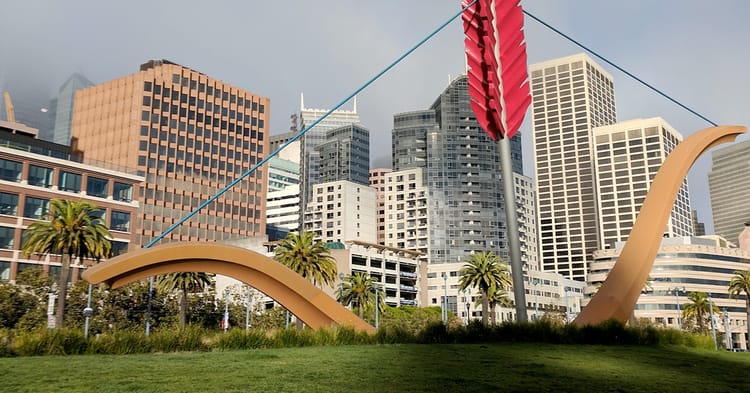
589, 236, 749, 349
369, 168, 391, 245
303, 180, 377, 244
530, 53, 617, 281
329, 240, 424, 308
0, 121, 142, 282
71, 60, 270, 246
593, 117, 693, 249
709, 139, 750, 244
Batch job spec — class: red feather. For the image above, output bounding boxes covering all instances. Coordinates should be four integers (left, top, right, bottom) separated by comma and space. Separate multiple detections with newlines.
462, 0, 530, 140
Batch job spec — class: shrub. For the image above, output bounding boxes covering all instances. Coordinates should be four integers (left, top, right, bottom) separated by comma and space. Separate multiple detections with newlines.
13, 328, 87, 356
148, 325, 207, 353
88, 329, 149, 355
214, 328, 271, 350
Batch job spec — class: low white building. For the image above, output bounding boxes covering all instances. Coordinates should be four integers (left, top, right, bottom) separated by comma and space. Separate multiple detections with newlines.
304, 180, 377, 244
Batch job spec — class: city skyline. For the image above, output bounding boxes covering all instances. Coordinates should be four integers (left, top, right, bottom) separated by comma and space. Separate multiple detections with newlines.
1, 1, 748, 233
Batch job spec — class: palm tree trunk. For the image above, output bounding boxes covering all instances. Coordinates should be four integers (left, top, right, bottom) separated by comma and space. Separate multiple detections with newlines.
358, 303, 363, 319
745, 297, 750, 350
490, 302, 496, 325
55, 253, 71, 328
481, 288, 489, 326
179, 283, 187, 327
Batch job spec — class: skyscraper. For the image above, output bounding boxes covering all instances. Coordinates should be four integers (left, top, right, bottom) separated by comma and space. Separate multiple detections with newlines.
71, 59, 270, 246
299, 95, 360, 207
708, 138, 750, 243
531, 53, 617, 281
316, 123, 370, 186
391, 74, 523, 265
49, 73, 94, 145
592, 117, 693, 249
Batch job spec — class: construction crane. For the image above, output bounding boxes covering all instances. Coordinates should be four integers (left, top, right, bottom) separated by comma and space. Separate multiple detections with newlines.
3, 91, 15, 122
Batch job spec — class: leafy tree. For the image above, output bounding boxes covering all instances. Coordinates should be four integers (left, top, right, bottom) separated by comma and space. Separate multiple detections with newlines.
458, 252, 512, 326
274, 231, 337, 328
337, 272, 384, 319
158, 272, 214, 327
682, 291, 720, 335
475, 286, 513, 325
0, 282, 38, 329
728, 270, 750, 349
21, 199, 111, 328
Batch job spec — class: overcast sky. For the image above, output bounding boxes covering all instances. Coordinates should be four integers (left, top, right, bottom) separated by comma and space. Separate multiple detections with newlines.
1, 1, 748, 234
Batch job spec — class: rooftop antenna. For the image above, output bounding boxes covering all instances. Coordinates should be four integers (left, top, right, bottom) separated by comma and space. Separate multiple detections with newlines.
353, 95, 357, 113
300, 92, 305, 111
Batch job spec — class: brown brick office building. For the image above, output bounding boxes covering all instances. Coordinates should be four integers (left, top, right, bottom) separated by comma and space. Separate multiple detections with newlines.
71, 60, 270, 246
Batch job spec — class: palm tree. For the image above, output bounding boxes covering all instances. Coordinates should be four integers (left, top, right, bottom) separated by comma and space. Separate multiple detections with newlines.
458, 251, 512, 326
338, 272, 384, 318
21, 199, 111, 328
475, 286, 513, 325
274, 231, 337, 328
728, 270, 750, 349
682, 291, 720, 335
274, 232, 338, 287
158, 272, 213, 327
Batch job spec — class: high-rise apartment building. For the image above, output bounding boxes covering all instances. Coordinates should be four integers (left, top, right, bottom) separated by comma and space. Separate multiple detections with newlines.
317, 124, 370, 186
593, 118, 693, 248
369, 168, 391, 245
71, 60, 270, 246
303, 180, 376, 244
392, 75, 523, 265
383, 168, 430, 256
709, 139, 750, 243
514, 173, 540, 272
531, 53, 617, 281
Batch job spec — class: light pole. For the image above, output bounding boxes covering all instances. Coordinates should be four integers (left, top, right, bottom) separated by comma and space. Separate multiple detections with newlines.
339, 272, 345, 304
670, 286, 686, 330
83, 284, 93, 338
532, 278, 540, 321
374, 281, 380, 330
223, 288, 230, 333
442, 272, 448, 324
245, 285, 252, 331
708, 296, 718, 350
564, 287, 570, 323
724, 310, 733, 350
145, 276, 154, 336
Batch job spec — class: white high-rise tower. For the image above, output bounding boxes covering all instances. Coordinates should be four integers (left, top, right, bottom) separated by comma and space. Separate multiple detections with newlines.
531, 53, 617, 281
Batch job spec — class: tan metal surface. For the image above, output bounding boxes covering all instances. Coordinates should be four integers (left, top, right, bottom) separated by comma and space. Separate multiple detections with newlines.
82, 242, 375, 332
574, 125, 746, 326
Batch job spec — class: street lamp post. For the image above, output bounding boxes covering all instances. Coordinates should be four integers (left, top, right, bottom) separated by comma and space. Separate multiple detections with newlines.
532, 278, 540, 321
223, 288, 230, 333
708, 296, 718, 350
670, 286, 686, 330
442, 272, 448, 325
339, 272, 345, 304
245, 285, 252, 331
374, 281, 380, 330
83, 284, 93, 338
724, 310, 733, 350
564, 287, 569, 323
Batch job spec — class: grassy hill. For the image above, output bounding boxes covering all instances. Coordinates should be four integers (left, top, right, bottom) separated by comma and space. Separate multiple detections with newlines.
3, 343, 749, 392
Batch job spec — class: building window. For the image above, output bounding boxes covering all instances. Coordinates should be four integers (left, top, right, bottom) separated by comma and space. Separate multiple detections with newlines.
86, 176, 109, 198
111, 241, 129, 256
0, 158, 22, 182
59, 171, 82, 193
113, 182, 133, 202
23, 197, 49, 219
0, 260, 9, 282
111, 211, 131, 232
28, 165, 53, 188
0, 192, 19, 215
0, 226, 14, 249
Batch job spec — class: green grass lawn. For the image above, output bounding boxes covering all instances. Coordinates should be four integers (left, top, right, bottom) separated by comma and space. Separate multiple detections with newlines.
2, 343, 749, 393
